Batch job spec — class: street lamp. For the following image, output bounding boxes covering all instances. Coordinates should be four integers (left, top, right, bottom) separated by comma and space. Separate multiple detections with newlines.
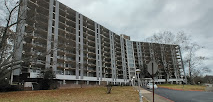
132, 76, 136, 86
136, 69, 143, 102
136, 69, 141, 87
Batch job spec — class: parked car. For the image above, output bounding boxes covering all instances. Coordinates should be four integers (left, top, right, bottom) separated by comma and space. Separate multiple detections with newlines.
146, 83, 158, 89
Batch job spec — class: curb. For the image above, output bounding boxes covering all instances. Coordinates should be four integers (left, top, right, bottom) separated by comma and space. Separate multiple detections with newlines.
158, 86, 204, 92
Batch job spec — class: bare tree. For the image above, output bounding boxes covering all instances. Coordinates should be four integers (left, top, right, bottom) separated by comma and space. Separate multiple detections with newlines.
0, 0, 27, 81
146, 31, 190, 49
146, 31, 210, 84
184, 42, 211, 84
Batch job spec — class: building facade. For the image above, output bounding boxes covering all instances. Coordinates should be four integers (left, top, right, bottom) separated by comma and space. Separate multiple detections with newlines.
14, 0, 185, 85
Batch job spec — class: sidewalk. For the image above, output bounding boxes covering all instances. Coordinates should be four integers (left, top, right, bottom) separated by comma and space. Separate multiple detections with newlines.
133, 86, 174, 102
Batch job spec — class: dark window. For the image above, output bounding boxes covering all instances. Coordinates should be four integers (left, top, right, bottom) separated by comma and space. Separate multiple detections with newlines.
53, 7, 55, 12
52, 20, 55, 26
53, 13, 55, 19
52, 27, 54, 33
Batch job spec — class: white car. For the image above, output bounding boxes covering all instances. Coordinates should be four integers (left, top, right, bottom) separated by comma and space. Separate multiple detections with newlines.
146, 83, 158, 89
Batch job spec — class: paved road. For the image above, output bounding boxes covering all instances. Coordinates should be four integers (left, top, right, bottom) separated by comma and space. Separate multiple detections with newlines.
151, 88, 213, 102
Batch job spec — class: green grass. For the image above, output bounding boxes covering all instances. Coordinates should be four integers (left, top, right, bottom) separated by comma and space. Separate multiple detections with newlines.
0, 86, 148, 102
158, 84, 205, 91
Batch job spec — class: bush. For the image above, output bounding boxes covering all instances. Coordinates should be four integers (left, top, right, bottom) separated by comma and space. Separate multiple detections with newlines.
0, 79, 10, 92
0, 79, 22, 92
39, 69, 58, 90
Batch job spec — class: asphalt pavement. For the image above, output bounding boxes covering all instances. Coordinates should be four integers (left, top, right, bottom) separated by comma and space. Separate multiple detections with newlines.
153, 88, 213, 102
136, 86, 173, 102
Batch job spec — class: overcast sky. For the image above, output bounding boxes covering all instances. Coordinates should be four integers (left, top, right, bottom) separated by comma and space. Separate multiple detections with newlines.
58, 0, 213, 75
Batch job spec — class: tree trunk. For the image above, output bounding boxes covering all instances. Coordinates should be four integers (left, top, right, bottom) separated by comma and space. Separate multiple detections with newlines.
107, 85, 112, 94
106, 83, 112, 94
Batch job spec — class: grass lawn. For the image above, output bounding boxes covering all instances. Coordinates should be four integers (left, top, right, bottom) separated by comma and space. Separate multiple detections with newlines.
158, 84, 206, 91
0, 86, 147, 102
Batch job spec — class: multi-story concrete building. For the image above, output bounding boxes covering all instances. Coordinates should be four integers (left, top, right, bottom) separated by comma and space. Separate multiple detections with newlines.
13, 0, 186, 86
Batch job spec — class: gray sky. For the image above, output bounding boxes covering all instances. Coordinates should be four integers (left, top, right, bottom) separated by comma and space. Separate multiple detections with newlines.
58, 0, 213, 75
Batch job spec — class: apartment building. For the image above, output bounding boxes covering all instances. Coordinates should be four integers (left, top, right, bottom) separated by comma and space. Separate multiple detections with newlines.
13, 0, 185, 85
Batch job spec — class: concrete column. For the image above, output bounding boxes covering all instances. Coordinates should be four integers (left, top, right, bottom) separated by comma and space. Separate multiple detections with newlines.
160, 44, 168, 80
98, 25, 102, 81
95, 23, 99, 80
170, 45, 178, 83
75, 12, 84, 79
149, 43, 155, 61
53, 1, 59, 72
109, 31, 116, 83
45, 0, 54, 69
14, 0, 28, 75
120, 37, 127, 81
95, 23, 102, 82
63, 80, 66, 84
136, 42, 143, 68
178, 45, 187, 83
75, 12, 79, 79
80, 14, 84, 79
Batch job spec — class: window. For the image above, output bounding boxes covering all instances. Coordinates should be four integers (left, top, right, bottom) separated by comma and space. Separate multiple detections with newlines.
50, 58, 53, 63
52, 20, 55, 26
53, 7, 55, 12
53, 1, 56, 6
53, 13, 55, 19
52, 27, 54, 33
